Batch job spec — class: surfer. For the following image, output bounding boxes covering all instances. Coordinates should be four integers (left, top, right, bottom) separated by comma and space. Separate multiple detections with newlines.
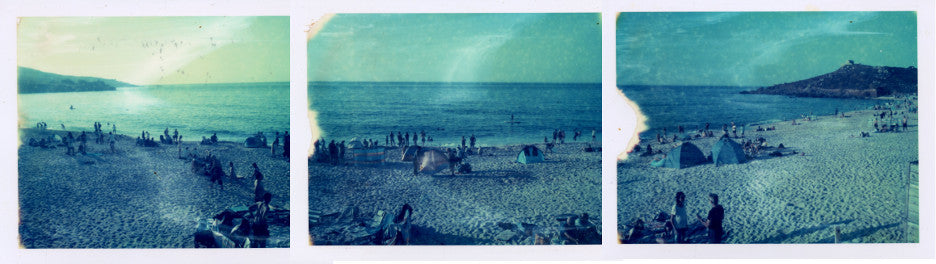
69, 105, 75, 110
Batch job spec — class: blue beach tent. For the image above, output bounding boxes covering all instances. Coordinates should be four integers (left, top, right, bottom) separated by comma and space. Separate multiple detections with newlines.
661, 142, 706, 169
711, 137, 746, 166
517, 145, 545, 164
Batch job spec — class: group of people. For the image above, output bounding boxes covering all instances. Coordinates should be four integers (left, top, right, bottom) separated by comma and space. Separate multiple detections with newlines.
137, 130, 161, 147
559, 212, 601, 244
388, 130, 433, 148
668, 192, 725, 244
197, 185, 274, 248
313, 139, 347, 165
623, 192, 725, 244
871, 111, 909, 133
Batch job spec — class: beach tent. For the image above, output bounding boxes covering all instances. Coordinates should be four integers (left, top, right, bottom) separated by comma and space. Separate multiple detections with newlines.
661, 142, 706, 169
711, 137, 746, 166
346, 138, 364, 149
244, 136, 266, 148
351, 147, 386, 166
401, 146, 420, 161
516, 145, 545, 164
419, 149, 450, 175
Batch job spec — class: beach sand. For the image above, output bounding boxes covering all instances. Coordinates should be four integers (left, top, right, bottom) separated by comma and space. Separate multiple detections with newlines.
617, 102, 918, 243
18, 128, 290, 248
309, 141, 602, 245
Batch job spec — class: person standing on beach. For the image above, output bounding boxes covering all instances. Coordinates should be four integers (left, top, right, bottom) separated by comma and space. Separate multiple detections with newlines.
328, 140, 338, 165
413, 132, 418, 147
470, 134, 476, 149
591, 129, 596, 142
671, 192, 689, 243
339, 141, 346, 165
461, 136, 466, 148
271, 132, 280, 157
229, 162, 237, 179
283, 130, 290, 160
251, 192, 272, 248
697, 193, 725, 244
404, 132, 410, 147
413, 147, 421, 176
252, 163, 265, 202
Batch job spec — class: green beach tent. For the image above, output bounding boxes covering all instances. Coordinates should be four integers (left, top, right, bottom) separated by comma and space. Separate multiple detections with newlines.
711, 137, 746, 166
419, 149, 450, 175
661, 142, 706, 169
516, 145, 545, 164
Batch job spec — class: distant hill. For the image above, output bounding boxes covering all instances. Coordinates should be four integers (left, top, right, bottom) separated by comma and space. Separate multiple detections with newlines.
741, 61, 917, 99
17, 67, 136, 94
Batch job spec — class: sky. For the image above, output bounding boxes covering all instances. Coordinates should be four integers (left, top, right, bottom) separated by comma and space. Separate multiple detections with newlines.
617, 12, 917, 87
307, 13, 601, 83
18, 16, 289, 85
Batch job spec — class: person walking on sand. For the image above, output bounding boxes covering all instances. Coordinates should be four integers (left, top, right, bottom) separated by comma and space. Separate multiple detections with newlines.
696, 193, 725, 244
671, 192, 689, 243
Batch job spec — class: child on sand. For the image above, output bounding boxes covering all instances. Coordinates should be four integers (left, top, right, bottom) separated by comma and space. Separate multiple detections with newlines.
671, 192, 689, 243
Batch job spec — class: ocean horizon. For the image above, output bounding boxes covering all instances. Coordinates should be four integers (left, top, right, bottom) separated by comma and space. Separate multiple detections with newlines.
310, 81, 601, 147
18, 81, 289, 142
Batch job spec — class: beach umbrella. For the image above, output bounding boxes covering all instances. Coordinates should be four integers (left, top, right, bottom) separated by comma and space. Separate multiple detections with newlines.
419, 149, 450, 175
516, 145, 545, 164
711, 137, 746, 166
661, 142, 706, 169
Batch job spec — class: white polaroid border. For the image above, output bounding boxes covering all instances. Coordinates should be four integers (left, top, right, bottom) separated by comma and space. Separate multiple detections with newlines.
1, 0, 932, 263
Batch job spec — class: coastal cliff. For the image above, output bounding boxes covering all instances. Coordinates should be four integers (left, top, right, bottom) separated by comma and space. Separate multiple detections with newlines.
17, 66, 135, 94
741, 61, 917, 98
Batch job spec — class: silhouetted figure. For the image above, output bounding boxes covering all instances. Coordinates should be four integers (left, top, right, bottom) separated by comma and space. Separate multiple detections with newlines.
251, 192, 272, 248
252, 163, 265, 202
283, 130, 289, 160
697, 193, 725, 244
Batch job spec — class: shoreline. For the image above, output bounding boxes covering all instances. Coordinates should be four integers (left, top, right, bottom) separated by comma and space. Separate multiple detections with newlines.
18, 127, 291, 248
617, 98, 918, 243
309, 140, 602, 245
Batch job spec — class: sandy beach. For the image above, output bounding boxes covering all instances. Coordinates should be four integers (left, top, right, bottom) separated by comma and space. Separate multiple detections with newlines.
618, 99, 918, 243
309, 141, 602, 245
18, 128, 290, 248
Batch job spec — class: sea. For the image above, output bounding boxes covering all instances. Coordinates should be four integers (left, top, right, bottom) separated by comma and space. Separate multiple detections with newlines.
18, 82, 289, 142
620, 85, 886, 140
309, 82, 602, 147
